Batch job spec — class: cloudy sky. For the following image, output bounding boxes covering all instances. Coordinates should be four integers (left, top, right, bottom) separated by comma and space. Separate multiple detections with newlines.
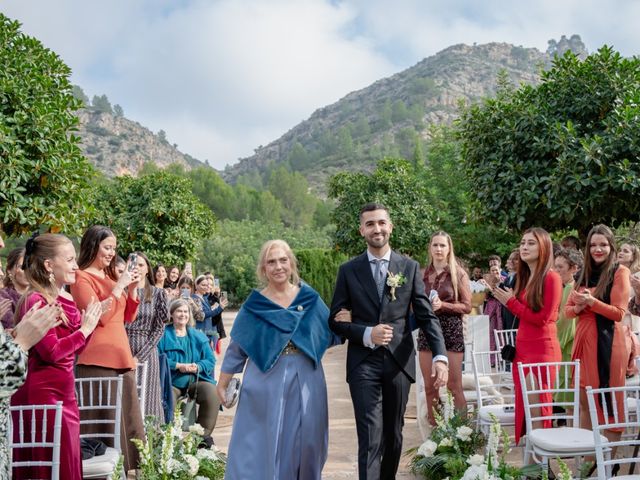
2, 0, 638, 169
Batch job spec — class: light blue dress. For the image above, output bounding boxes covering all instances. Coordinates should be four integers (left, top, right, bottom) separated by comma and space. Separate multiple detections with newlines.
222, 341, 329, 480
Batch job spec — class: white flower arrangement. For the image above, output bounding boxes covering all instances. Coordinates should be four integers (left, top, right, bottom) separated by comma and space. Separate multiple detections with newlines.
418, 439, 438, 457
456, 425, 474, 442
132, 404, 226, 479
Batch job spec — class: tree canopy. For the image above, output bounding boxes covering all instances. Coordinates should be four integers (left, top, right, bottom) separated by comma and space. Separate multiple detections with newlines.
0, 14, 93, 236
458, 46, 640, 235
90, 171, 215, 265
328, 158, 436, 261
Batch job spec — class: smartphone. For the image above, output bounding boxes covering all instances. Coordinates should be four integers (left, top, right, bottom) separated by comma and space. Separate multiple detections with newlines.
221, 291, 227, 301
181, 288, 191, 299
429, 289, 439, 301
127, 253, 138, 272
214, 278, 220, 288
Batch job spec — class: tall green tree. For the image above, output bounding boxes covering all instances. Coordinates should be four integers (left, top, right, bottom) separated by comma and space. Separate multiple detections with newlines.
458, 46, 640, 235
0, 14, 94, 236
268, 166, 317, 227
90, 171, 215, 265
91, 94, 113, 114
328, 158, 436, 261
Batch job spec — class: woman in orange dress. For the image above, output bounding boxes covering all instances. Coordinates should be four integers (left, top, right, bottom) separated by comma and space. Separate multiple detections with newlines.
565, 225, 630, 442
492, 227, 562, 444
70, 225, 144, 473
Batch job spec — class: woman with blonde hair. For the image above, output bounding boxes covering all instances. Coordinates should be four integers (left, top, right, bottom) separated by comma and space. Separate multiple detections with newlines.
217, 239, 339, 480
10, 233, 102, 480
418, 231, 471, 424
157, 298, 220, 439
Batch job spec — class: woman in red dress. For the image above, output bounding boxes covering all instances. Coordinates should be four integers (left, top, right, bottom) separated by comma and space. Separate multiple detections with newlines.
492, 227, 562, 444
565, 225, 630, 444
11, 233, 101, 480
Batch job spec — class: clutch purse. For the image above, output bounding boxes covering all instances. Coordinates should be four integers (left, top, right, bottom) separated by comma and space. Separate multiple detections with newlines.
225, 377, 241, 407
501, 344, 516, 362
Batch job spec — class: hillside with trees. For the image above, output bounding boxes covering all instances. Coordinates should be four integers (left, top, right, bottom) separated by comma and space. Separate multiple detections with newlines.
223, 36, 588, 193
71, 86, 210, 177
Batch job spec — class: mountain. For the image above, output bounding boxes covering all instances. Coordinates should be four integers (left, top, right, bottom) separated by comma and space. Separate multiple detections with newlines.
76, 109, 210, 177
223, 36, 587, 193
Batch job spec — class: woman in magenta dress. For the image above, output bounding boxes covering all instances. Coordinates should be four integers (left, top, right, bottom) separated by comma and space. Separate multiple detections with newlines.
10, 233, 101, 480
492, 227, 562, 444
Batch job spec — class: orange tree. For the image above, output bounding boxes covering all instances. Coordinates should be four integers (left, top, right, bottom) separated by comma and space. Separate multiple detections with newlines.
0, 14, 93, 236
458, 46, 640, 236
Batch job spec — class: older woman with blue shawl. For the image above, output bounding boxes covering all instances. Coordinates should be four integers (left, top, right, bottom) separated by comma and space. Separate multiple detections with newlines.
217, 240, 344, 480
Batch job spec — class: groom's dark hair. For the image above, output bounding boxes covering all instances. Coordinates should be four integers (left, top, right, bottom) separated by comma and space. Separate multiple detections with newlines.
359, 202, 389, 220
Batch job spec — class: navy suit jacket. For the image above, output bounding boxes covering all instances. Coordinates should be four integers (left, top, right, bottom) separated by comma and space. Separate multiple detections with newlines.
329, 250, 446, 383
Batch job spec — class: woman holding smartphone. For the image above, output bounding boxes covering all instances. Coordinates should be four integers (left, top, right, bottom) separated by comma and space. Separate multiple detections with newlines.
70, 226, 144, 473
418, 231, 471, 424
492, 227, 562, 445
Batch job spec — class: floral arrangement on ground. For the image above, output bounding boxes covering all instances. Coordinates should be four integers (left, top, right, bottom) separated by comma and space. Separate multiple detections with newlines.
408, 395, 486, 480
132, 405, 226, 480
409, 396, 544, 480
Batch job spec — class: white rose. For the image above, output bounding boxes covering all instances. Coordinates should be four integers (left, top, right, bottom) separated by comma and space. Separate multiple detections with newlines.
467, 454, 485, 467
417, 439, 438, 457
461, 464, 488, 480
189, 423, 205, 436
439, 437, 453, 447
456, 425, 474, 442
184, 454, 200, 476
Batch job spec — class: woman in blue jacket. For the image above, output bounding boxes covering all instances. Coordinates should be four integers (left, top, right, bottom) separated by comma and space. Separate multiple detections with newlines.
158, 298, 220, 438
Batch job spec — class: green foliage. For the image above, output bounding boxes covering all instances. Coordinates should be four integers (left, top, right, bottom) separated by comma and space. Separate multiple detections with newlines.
458, 46, 640, 235
113, 104, 124, 117
91, 94, 113, 114
268, 166, 317, 227
296, 248, 349, 305
0, 14, 94, 236
157, 129, 167, 143
328, 158, 436, 262
90, 171, 215, 265
71, 85, 89, 106
422, 126, 519, 263
197, 220, 332, 304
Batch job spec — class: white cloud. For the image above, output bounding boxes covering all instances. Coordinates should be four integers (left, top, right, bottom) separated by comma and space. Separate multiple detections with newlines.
2, 0, 640, 169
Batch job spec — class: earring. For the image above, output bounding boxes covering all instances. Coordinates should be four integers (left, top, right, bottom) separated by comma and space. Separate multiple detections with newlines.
49, 272, 55, 284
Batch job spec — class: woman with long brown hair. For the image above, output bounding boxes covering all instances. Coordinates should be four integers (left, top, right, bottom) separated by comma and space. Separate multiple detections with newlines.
565, 225, 630, 443
418, 231, 471, 424
0, 248, 27, 328
492, 227, 562, 444
10, 233, 102, 480
70, 225, 144, 473
125, 252, 169, 422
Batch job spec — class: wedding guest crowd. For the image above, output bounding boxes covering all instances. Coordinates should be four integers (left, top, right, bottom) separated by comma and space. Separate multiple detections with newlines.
4, 206, 640, 479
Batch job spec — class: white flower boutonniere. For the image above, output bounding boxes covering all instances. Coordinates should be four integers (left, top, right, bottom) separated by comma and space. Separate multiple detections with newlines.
386, 272, 406, 301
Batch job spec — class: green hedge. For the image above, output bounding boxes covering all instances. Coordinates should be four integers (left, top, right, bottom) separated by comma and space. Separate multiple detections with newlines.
296, 248, 349, 306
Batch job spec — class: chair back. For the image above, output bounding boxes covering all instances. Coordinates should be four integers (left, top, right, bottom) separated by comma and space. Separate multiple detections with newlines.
517, 360, 580, 432
494, 328, 517, 351
75, 376, 123, 451
586, 385, 640, 480
472, 350, 515, 409
9, 401, 64, 480
136, 361, 148, 418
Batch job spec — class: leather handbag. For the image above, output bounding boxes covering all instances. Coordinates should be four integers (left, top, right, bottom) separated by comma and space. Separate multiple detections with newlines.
180, 372, 199, 431
225, 377, 241, 408
501, 344, 516, 362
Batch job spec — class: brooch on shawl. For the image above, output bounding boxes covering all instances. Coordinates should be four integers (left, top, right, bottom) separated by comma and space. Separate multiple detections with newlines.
386, 272, 406, 301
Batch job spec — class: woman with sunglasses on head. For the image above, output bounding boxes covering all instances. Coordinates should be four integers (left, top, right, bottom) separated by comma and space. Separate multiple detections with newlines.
492, 227, 562, 445
70, 225, 144, 473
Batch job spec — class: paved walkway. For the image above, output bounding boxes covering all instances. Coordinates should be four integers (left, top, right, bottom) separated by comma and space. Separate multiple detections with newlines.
214, 310, 421, 479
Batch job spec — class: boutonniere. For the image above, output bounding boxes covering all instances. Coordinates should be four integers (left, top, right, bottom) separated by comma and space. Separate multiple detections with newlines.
386, 272, 407, 301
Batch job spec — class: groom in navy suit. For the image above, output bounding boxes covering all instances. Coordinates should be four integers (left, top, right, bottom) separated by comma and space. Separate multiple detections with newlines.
329, 202, 448, 480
